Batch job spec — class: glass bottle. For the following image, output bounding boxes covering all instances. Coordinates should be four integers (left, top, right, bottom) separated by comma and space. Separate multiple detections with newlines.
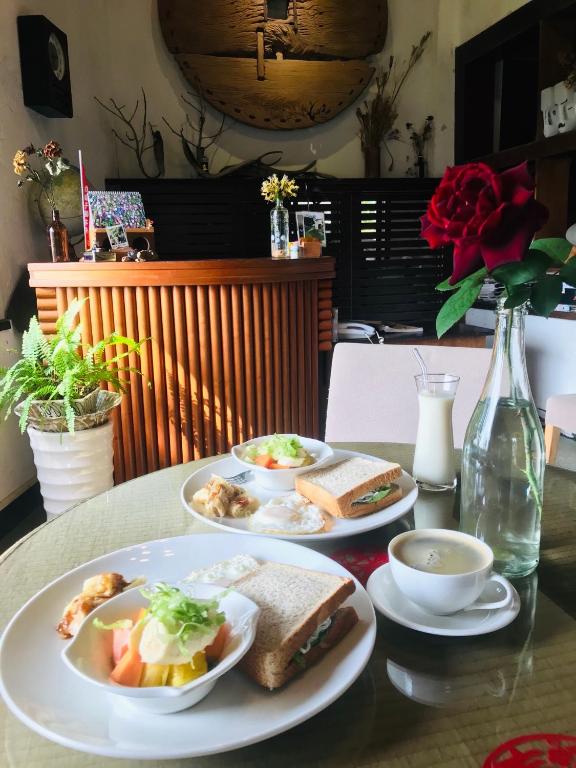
47, 209, 70, 262
460, 300, 544, 578
270, 198, 289, 259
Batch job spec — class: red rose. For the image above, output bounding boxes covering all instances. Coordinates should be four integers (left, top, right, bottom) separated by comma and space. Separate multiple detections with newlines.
421, 161, 549, 284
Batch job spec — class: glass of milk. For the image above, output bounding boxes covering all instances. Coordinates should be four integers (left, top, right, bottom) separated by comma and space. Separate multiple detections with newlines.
412, 373, 459, 491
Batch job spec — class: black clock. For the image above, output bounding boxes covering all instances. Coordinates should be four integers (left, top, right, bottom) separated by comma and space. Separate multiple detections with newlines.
17, 15, 73, 118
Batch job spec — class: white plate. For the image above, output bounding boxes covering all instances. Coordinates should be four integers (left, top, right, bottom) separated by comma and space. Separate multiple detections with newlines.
181, 449, 418, 541
366, 563, 520, 637
0, 534, 376, 760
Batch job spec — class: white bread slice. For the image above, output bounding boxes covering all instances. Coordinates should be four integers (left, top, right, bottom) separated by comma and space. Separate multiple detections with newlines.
234, 562, 356, 689
295, 457, 403, 519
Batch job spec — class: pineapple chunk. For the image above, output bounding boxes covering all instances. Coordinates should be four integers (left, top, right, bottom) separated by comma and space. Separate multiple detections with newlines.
190, 651, 207, 676
167, 663, 196, 687
140, 663, 170, 687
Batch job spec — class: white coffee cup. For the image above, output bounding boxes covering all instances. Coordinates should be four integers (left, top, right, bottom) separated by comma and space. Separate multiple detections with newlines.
388, 529, 513, 615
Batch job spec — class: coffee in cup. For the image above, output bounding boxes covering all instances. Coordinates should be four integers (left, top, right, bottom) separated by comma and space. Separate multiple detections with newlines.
388, 529, 513, 615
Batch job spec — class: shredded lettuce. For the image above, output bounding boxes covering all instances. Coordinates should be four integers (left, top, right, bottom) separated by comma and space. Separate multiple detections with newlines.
245, 434, 304, 461
292, 618, 333, 667
352, 485, 392, 506
140, 583, 226, 652
93, 617, 133, 631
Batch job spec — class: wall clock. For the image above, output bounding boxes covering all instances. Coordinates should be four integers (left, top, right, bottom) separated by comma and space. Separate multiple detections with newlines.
17, 15, 73, 118
158, 0, 388, 130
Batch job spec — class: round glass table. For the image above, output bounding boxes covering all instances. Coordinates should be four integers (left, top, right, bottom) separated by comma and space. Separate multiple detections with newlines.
1, 443, 575, 768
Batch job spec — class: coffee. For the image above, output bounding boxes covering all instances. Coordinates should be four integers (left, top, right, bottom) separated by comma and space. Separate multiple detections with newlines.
394, 534, 486, 575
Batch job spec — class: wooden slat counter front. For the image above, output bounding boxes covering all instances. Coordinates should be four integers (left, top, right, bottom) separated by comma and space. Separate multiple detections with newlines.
29, 258, 335, 483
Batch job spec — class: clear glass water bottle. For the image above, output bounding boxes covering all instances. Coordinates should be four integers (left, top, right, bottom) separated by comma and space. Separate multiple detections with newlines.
270, 198, 289, 259
460, 300, 544, 578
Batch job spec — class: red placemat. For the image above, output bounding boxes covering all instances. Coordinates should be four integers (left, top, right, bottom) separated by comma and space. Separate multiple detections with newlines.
330, 547, 389, 586
483, 734, 576, 767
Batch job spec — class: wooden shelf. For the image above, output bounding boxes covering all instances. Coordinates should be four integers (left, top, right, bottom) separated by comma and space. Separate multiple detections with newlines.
476, 131, 576, 169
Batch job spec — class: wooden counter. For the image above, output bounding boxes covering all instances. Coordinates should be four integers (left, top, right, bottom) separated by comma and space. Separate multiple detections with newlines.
29, 258, 335, 483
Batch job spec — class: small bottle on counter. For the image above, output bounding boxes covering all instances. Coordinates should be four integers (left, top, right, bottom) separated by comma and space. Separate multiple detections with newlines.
47, 209, 70, 263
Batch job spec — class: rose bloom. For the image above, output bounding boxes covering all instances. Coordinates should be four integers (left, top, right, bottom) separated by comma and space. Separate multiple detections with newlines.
421, 161, 548, 284
12, 150, 28, 176
42, 140, 62, 159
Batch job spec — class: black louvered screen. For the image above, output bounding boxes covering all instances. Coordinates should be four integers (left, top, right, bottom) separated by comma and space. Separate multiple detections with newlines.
106, 177, 447, 325
350, 185, 451, 323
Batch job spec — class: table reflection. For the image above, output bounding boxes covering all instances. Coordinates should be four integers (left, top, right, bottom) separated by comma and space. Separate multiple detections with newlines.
381, 572, 538, 710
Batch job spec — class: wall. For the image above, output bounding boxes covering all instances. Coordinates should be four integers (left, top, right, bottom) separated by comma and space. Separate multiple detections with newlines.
0, 0, 116, 507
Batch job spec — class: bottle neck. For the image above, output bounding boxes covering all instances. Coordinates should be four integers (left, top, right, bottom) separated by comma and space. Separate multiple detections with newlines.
52, 209, 60, 222
483, 300, 531, 402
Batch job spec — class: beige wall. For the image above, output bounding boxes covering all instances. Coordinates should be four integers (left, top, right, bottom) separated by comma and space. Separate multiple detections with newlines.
0, 0, 117, 505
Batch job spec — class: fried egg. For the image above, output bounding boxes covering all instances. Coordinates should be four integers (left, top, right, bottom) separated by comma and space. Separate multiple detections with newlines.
248, 494, 326, 535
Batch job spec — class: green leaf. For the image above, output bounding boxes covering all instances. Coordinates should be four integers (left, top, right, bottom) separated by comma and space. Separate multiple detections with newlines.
530, 275, 564, 317
504, 285, 532, 309
436, 267, 487, 292
530, 238, 572, 263
559, 258, 576, 287
492, 250, 552, 287
436, 279, 483, 338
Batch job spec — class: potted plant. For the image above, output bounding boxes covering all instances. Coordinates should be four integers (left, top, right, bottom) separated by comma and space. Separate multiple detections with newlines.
0, 299, 144, 518
261, 174, 299, 259
300, 227, 323, 258
13, 140, 73, 262
356, 32, 431, 177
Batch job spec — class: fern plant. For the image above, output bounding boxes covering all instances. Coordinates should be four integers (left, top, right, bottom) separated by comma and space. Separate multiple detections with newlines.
0, 298, 144, 433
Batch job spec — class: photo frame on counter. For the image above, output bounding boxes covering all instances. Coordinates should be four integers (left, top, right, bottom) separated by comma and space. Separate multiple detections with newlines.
296, 211, 327, 246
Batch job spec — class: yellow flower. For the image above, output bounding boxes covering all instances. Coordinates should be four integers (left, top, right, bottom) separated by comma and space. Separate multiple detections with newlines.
260, 173, 299, 203
13, 150, 28, 176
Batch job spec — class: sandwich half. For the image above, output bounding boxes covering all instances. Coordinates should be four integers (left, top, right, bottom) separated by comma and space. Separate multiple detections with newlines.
234, 562, 358, 690
295, 456, 403, 519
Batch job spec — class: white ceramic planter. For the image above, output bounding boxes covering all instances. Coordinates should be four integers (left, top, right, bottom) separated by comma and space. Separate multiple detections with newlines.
27, 422, 114, 519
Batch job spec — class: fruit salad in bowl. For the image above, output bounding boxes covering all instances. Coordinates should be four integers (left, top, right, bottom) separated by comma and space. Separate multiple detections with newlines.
62, 582, 259, 714
232, 434, 334, 491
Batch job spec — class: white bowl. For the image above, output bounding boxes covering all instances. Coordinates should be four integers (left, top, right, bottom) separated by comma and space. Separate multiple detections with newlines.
231, 434, 334, 491
62, 583, 259, 714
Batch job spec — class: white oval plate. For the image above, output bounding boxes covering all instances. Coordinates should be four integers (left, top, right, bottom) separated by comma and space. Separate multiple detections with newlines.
181, 449, 418, 541
366, 563, 520, 637
0, 534, 376, 760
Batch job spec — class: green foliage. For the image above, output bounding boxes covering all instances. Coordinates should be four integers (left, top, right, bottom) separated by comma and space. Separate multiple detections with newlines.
434, 240, 574, 336
530, 274, 564, 317
530, 238, 572, 263
436, 273, 484, 338
0, 298, 144, 433
492, 250, 553, 286
436, 267, 487, 292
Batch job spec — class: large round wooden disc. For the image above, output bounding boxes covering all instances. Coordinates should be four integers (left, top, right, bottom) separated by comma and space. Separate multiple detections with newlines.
158, 0, 388, 130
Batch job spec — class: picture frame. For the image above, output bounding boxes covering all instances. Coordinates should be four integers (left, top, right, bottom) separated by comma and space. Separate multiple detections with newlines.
295, 211, 327, 246
105, 224, 129, 250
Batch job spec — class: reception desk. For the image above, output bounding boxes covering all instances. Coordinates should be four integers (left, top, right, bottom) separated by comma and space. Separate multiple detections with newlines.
28, 259, 335, 483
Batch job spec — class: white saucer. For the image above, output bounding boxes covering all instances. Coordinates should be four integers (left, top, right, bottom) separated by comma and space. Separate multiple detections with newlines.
366, 563, 520, 637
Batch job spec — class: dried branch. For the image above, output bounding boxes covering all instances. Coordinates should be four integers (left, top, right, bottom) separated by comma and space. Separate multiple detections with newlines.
356, 31, 432, 153
94, 87, 164, 179
163, 90, 229, 174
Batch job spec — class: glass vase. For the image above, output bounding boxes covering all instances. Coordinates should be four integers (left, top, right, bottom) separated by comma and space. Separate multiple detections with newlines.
270, 199, 289, 259
460, 300, 545, 578
47, 209, 70, 262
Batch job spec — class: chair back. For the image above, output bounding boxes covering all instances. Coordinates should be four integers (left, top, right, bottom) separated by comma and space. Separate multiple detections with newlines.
325, 343, 493, 448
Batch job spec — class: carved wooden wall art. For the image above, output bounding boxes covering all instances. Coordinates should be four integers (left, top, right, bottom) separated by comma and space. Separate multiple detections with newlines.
158, 0, 388, 130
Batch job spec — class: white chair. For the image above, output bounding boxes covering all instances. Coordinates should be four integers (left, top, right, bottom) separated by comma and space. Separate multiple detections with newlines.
545, 394, 576, 464
325, 344, 492, 448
